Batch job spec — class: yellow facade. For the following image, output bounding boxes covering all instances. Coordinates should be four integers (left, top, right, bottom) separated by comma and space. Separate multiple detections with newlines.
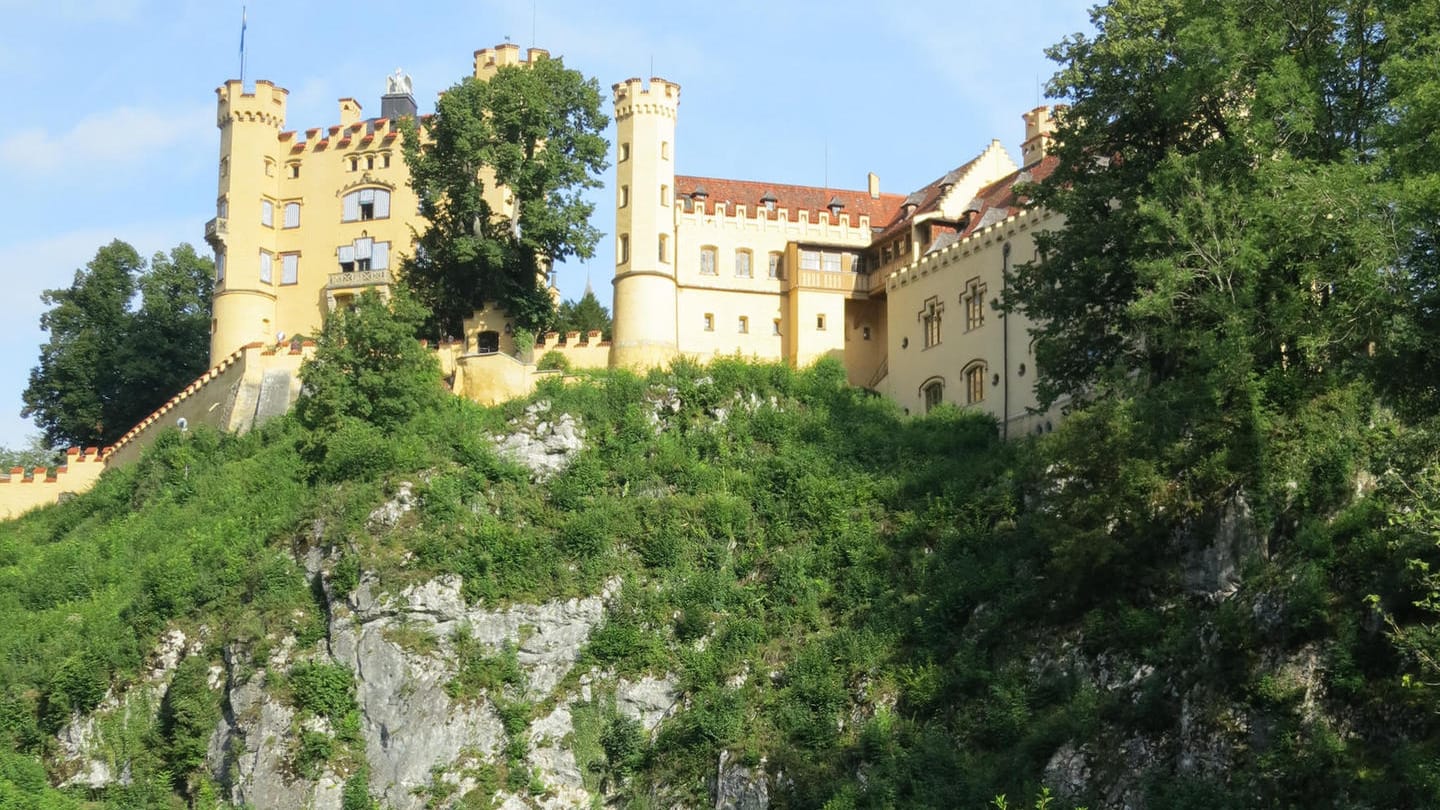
206, 44, 551, 366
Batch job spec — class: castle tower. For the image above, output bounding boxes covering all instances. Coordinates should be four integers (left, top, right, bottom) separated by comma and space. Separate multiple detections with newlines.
208, 80, 287, 364
609, 77, 680, 370
1021, 105, 1064, 167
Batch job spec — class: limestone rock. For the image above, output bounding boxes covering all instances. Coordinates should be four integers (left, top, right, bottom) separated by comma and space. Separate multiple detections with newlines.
492, 404, 585, 480
617, 674, 680, 733
716, 749, 769, 810
1180, 492, 1264, 600
366, 481, 416, 531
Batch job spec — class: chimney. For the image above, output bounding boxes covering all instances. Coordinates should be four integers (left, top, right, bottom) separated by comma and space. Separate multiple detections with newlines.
1021, 105, 1062, 166
338, 98, 362, 126
868, 172, 880, 199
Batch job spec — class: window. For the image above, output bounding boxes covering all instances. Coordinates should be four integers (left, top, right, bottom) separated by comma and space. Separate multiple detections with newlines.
772, 319, 782, 336
349, 157, 358, 172
288, 163, 300, 179
342, 188, 390, 222
738, 316, 749, 334
768, 252, 783, 279
382, 154, 391, 169
281, 253, 299, 285
661, 141, 670, 159
618, 233, 630, 264
964, 278, 986, 330
354, 237, 373, 271
660, 185, 670, 206
337, 238, 390, 272
258, 250, 273, 284
283, 202, 300, 229
260, 200, 274, 227
816, 313, 827, 330
619, 185, 629, 208
920, 296, 943, 349
619, 142, 631, 162
735, 250, 752, 278
862, 326, 872, 341
700, 246, 717, 275
800, 250, 820, 271
264, 158, 275, 177
923, 379, 944, 413
964, 362, 987, 404
821, 252, 842, 272
215, 251, 225, 282
366, 156, 375, 170
219, 156, 229, 177
217, 198, 228, 218
658, 234, 669, 263
703, 313, 714, 331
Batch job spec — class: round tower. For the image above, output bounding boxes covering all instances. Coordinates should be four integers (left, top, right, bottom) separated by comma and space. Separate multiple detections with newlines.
209, 79, 287, 364
609, 77, 680, 370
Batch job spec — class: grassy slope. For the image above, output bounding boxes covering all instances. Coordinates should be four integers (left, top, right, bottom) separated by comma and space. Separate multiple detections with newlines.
1, 359, 1438, 809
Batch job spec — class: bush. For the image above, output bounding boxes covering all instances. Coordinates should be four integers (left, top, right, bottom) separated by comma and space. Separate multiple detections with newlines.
537, 351, 572, 372
289, 662, 356, 721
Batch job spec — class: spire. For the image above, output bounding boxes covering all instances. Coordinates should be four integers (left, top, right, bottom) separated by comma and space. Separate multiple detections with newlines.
584, 268, 593, 297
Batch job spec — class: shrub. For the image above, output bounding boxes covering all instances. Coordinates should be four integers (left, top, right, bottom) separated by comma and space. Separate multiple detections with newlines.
289, 662, 356, 721
537, 351, 572, 372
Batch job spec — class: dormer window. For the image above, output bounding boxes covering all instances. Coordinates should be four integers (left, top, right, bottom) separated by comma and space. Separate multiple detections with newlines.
828, 196, 844, 218
691, 185, 709, 201
760, 191, 777, 212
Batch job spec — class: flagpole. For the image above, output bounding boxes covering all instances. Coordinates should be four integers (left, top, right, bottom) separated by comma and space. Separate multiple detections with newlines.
239, 6, 247, 85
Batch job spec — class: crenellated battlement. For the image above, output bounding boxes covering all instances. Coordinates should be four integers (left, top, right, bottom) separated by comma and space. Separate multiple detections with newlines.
474, 43, 550, 79
887, 206, 1057, 290
678, 200, 875, 243
612, 77, 680, 121
216, 80, 288, 129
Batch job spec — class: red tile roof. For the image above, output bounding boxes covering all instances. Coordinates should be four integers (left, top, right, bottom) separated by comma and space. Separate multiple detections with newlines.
954, 154, 1059, 240
873, 154, 988, 242
675, 175, 906, 227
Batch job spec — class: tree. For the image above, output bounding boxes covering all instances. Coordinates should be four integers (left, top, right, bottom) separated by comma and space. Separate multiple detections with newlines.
554, 288, 612, 340
0, 435, 62, 471
295, 288, 442, 436
401, 55, 609, 339
1008, 0, 1408, 506
22, 241, 213, 449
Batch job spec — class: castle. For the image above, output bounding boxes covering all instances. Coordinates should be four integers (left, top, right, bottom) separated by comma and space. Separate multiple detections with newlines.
0, 43, 1065, 519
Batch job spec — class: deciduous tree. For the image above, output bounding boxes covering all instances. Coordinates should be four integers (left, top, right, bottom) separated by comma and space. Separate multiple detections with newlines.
402, 55, 609, 338
22, 241, 214, 449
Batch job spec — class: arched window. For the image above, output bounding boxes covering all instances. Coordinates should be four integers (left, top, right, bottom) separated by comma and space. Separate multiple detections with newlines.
963, 360, 987, 404
342, 188, 391, 222
699, 246, 717, 275
475, 330, 500, 354
920, 377, 945, 413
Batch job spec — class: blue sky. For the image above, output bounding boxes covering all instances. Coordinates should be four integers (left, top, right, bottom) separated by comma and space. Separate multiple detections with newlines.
0, 0, 1093, 448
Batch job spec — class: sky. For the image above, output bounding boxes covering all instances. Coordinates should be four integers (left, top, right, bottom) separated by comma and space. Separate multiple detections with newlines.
0, 0, 1095, 449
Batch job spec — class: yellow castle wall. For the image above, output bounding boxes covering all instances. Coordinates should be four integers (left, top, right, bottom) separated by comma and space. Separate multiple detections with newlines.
0, 450, 108, 522
883, 209, 1063, 434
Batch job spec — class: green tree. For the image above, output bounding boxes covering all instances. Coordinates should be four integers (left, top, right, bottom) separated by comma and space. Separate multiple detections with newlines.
22, 240, 213, 449
554, 288, 612, 340
296, 288, 443, 437
402, 54, 609, 338
1009, 0, 1406, 507
0, 436, 61, 471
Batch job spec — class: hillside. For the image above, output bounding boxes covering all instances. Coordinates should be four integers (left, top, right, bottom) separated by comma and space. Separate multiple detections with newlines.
1, 353, 1438, 809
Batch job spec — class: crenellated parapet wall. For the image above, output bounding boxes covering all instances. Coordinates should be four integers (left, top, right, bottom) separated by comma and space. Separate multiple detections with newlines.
217, 80, 288, 129
534, 331, 611, 370
475, 44, 550, 79
0, 448, 109, 521
103, 342, 311, 468
612, 77, 680, 121
887, 207, 1058, 291
678, 201, 875, 244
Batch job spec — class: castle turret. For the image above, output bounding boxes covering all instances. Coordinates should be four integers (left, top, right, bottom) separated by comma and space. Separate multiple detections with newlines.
609, 77, 680, 370
1021, 105, 1064, 167
209, 79, 287, 363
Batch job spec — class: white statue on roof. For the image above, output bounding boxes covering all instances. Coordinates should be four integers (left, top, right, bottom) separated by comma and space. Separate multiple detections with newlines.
386, 68, 412, 96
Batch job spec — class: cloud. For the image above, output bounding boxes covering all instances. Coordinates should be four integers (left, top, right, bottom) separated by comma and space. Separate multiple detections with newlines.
0, 104, 212, 175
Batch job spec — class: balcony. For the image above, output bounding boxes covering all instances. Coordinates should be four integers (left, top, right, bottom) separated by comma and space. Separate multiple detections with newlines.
203, 217, 227, 249
326, 269, 394, 290
793, 269, 869, 298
